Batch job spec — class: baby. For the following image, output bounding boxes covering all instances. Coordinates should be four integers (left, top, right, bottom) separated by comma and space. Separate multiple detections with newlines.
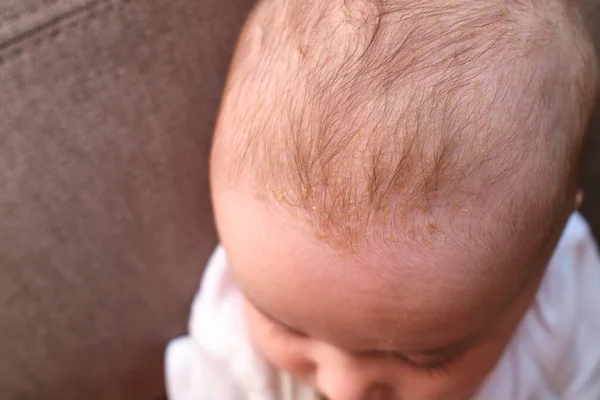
167, 0, 600, 399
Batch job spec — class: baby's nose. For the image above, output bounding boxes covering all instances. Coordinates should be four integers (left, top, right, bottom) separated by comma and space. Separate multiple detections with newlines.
312, 345, 395, 400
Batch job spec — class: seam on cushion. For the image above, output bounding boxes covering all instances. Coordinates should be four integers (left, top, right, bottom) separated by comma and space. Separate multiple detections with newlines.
0, 0, 62, 29
0, 0, 132, 64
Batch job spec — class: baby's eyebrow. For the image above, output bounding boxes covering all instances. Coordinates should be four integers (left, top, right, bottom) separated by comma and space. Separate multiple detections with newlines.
353, 336, 473, 359
246, 293, 308, 334
405, 339, 472, 358
352, 338, 473, 368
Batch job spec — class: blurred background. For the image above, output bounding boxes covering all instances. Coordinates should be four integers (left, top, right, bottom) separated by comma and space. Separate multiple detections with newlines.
0, 1, 599, 399
581, 1, 600, 238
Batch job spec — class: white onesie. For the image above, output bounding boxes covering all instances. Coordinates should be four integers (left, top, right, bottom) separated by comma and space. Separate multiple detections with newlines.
166, 213, 600, 399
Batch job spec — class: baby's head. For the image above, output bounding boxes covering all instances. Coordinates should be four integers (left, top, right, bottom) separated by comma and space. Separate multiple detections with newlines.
211, 0, 597, 398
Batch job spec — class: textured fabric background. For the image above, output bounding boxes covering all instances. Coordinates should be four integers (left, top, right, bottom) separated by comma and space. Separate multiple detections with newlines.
0, 0, 253, 399
0, 1, 598, 400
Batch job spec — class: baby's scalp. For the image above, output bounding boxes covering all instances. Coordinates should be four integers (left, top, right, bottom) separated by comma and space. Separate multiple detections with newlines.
212, 0, 597, 250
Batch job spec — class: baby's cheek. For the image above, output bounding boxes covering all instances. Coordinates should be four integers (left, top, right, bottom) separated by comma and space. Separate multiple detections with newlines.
244, 301, 316, 379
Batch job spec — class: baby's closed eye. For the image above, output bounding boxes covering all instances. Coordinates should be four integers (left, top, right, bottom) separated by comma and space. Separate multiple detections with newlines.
257, 306, 468, 375
355, 348, 467, 375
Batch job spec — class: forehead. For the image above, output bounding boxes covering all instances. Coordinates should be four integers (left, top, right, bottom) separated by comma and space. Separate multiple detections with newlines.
214, 185, 534, 351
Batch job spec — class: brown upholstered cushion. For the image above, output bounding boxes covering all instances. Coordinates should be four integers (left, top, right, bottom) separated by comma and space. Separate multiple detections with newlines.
0, 0, 252, 399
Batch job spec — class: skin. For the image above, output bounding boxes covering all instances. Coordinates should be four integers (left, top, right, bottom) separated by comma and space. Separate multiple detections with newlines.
211, 172, 578, 400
